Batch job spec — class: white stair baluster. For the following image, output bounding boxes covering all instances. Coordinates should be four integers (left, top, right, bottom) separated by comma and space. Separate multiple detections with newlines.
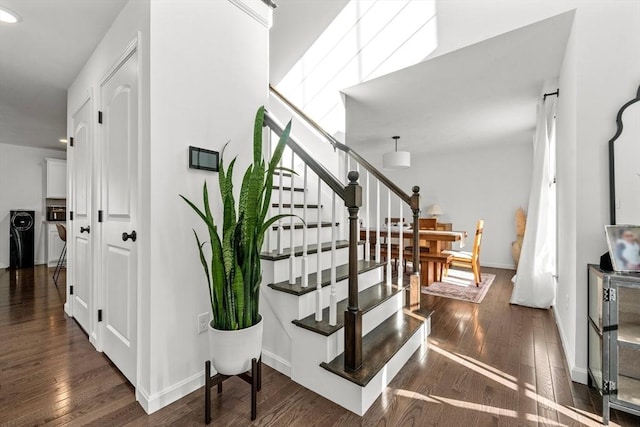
301, 165, 309, 288
329, 191, 337, 326
315, 178, 322, 321
375, 179, 380, 263
277, 151, 284, 255
365, 170, 370, 262
265, 129, 272, 252
289, 151, 296, 284
386, 188, 392, 286
398, 198, 404, 287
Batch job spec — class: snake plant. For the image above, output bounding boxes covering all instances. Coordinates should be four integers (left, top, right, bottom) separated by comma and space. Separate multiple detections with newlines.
181, 106, 292, 330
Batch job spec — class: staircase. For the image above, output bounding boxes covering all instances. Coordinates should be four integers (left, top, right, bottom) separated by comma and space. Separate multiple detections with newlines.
259, 88, 431, 416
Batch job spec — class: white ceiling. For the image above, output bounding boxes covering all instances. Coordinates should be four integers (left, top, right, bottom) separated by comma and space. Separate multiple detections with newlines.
0, 0, 127, 151
342, 10, 574, 158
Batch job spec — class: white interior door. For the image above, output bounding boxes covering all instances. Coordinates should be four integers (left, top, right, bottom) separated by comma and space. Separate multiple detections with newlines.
100, 49, 138, 385
70, 98, 92, 334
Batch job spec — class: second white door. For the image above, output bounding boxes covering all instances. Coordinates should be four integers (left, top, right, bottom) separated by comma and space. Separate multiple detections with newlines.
99, 48, 139, 386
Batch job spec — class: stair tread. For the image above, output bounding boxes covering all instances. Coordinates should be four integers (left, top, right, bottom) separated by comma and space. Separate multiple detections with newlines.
260, 240, 364, 261
267, 260, 381, 296
292, 281, 405, 336
272, 222, 337, 230
320, 311, 425, 387
272, 186, 305, 192
412, 307, 435, 320
272, 203, 321, 209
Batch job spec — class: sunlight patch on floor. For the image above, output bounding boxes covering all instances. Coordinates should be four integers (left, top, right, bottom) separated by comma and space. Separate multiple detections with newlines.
399, 344, 612, 426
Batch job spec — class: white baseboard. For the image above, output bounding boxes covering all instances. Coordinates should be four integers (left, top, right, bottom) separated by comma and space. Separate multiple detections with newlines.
136, 350, 291, 415
552, 305, 588, 385
0, 262, 47, 269
64, 302, 72, 316
136, 370, 204, 414
481, 262, 516, 270
571, 366, 588, 384
262, 349, 291, 377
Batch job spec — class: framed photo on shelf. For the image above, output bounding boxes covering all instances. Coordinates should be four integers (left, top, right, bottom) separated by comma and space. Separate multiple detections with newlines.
605, 225, 640, 272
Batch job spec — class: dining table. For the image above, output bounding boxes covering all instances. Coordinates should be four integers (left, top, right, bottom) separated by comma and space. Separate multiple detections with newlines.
359, 226, 468, 286
360, 227, 467, 254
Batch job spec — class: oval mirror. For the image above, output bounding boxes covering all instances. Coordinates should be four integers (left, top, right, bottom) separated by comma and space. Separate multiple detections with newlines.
610, 85, 640, 225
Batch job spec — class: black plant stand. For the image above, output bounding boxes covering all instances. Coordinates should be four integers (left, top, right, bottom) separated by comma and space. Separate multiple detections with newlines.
204, 357, 262, 424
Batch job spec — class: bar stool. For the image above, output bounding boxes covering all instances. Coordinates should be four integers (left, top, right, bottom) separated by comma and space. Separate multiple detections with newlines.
53, 223, 66, 286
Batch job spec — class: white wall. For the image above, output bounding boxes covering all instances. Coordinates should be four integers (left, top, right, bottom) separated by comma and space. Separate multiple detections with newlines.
0, 143, 66, 268
430, 0, 640, 383
146, 0, 270, 412
357, 141, 532, 269
555, 15, 578, 385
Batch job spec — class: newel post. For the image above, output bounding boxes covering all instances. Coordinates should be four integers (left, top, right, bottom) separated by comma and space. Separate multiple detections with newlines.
409, 186, 421, 311
344, 171, 362, 371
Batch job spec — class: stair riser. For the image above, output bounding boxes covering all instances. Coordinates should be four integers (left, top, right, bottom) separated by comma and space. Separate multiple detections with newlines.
273, 191, 348, 209
324, 291, 405, 359
306, 293, 403, 364
263, 266, 383, 324
288, 321, 427, 416
270, 190, 309, 205
269, 207, 321, 223
264, 226, 344, 251
293, 267, 383, 320
262, 245, 364, 283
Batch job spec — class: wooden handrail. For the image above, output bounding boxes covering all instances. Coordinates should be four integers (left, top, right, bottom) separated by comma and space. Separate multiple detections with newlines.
269, 84, 412, 205
264, 112, 346, 200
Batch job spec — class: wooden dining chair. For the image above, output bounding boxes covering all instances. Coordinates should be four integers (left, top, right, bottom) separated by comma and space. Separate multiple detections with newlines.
443, 219, 484, 286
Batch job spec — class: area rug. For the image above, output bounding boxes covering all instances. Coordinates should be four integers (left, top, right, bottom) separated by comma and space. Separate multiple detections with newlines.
421, 269, 496, 304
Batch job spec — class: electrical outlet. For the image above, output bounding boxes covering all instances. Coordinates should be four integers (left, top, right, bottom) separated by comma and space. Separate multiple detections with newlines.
198, 312, 209, 334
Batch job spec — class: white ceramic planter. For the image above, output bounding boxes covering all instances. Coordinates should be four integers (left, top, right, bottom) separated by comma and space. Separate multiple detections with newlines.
208, 315, 263, 375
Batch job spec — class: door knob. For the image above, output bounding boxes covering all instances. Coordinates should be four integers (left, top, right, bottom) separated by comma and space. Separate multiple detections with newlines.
122, 230, 137, 242
80, 226, 90, 234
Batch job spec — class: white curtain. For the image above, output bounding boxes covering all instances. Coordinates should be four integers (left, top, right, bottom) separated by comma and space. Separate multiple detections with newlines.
511, 98, 556, 309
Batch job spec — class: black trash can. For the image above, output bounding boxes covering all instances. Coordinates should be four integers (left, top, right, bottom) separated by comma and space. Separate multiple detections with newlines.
10, 210, 35, 269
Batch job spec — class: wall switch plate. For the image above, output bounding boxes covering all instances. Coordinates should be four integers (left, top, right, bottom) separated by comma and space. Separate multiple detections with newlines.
198, 312, 209, 334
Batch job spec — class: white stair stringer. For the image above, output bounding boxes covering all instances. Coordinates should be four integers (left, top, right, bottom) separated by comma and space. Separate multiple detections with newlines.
290, 311, 429, 416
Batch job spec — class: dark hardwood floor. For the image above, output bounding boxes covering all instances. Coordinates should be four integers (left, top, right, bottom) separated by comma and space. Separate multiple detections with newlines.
1, 266, 638, 426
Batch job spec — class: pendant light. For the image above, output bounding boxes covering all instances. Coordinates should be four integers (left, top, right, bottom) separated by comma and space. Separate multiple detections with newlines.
383, 136, 411, 169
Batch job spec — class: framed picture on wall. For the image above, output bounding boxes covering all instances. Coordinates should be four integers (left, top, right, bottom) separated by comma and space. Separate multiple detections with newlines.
605, 225, 640, 272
